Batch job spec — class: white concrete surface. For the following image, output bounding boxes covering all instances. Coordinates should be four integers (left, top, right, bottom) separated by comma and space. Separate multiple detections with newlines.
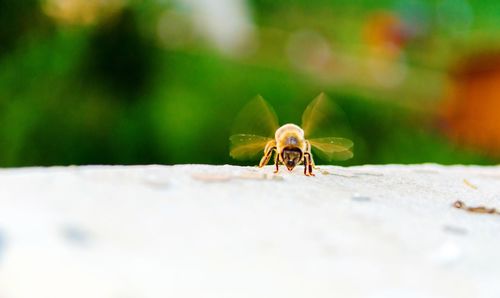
1, 164, 500, 298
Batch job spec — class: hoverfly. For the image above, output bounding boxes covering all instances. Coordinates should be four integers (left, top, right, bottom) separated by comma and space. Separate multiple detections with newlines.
229, 93, 353, 176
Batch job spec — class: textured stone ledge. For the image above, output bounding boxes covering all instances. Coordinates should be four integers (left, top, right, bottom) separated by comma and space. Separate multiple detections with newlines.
1, 164, 500, 298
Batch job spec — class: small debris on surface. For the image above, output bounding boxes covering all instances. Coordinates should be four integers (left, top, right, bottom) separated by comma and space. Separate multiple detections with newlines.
319, 169, 356, 177
62, 225, 90, 247
191, 172, 284, 182
463, 179, 478, 190
352, 171, 384, 177
443, 225, 468, 235
351, 194, 371, 202
191, 173, 232, 182
478, 173, 500, 180
237, 172, 284, 181
452, 200, 499, 215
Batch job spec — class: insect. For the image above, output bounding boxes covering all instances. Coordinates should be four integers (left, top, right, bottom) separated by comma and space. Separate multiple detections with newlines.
229, 93, 353, 176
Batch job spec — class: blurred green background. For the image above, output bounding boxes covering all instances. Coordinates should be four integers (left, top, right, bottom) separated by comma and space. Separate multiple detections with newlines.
1, 0, 500, 167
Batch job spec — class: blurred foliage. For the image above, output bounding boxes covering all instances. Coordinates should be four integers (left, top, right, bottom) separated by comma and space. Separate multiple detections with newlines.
0, 0, 498, 167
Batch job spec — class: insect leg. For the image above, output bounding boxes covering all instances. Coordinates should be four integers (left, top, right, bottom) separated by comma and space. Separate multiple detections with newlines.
304, 152, 315, 176
273, 151, 279, 173
259, 141, 276, 167
309, 152, 317, 169
303, 155, 308, 175
305, 140, 319, 169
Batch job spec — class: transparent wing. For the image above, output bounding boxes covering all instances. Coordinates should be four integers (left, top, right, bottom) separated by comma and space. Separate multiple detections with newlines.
301, 92, 350, 139
301, 93, 354, 162
231, 95, 279, 138
309, 137, 354, 161
229, 134, 272, 160
229, 96, 279, 161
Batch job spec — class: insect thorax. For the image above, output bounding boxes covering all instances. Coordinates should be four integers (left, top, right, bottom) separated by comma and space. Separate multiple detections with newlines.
275, 123, 306, 151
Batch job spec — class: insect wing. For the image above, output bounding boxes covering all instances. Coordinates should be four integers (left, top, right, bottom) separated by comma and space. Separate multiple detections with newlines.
301, 92, 350, 139
309, 137, 354, 161
229, 96, 279, 161
230, 134, 273, 160
231, 95, 279, 137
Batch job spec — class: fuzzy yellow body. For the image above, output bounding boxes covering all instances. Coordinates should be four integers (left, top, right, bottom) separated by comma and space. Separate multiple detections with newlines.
260, 123, 315, 175
275, 123, 307, 153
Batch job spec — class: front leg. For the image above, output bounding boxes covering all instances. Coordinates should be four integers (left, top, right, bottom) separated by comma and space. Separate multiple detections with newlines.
304, 152, 315, 176
273, 151, 279, 173
259, 141, 276, 167
303, 155, 308, 175
305, 140, 319, 169
310, 152, 318, 169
